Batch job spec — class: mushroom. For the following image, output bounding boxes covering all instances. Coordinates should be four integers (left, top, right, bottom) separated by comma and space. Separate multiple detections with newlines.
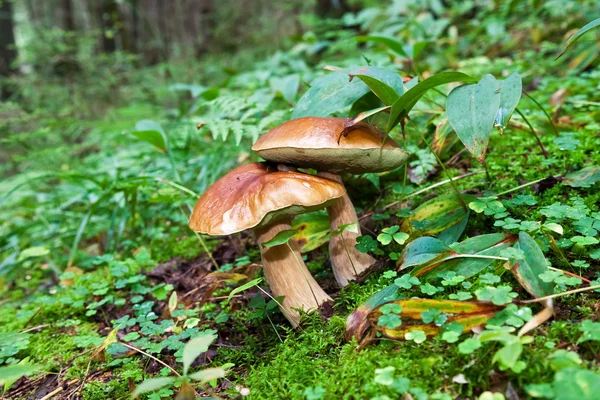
188, 162, 346, 327
252, 117, 409, 286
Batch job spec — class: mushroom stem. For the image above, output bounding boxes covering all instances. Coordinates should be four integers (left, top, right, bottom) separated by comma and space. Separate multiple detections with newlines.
254, 219, 332, 327
318, 172, 376, 287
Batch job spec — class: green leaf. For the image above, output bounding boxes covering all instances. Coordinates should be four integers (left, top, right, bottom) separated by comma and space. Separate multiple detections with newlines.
227, 278, 262, 302
331, 222, 359, 237
0, 363, 40, 387
374, 366, 397, 386
458, 338, 482, 354
325, 65, 405, 106
401, 193, 474, 244
132, 120, 168, 152
495, 73, 522, 133
475, 285, 517, 305
355, 35, 409, 58
387, 72, 477, 132
269, 74, 300, 104
131, 377, 176, 397
378, 314, 402, 329
182, 332, 217, 375
394, 274, 420, 289
292, 210, 331, 252
447, 74, 501, 163
188, 367, 226, 384
262, 229, 298, 247
292, 73, 369, 118
557, 17, 600, 59
380, 303, 402, 315
409, 233, 517, 278
355, 235, 378, 253
405, 330, 427, 343
399, 237, 455, 269
564, 166, 600, 188
492, 341, 523, 370
552, 368, 600, 400
512, 232, 555, 298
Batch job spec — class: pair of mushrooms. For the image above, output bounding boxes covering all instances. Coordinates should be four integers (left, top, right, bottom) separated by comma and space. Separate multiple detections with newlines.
189, 117, 408, 326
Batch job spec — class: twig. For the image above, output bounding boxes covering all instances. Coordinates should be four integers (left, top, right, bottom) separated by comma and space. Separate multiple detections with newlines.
39, 379, 79, 400
118, 342, 181, 377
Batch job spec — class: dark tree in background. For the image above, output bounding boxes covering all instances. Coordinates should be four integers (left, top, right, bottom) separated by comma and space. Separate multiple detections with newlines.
316, 0, 348, 18
0, 0, 18, 77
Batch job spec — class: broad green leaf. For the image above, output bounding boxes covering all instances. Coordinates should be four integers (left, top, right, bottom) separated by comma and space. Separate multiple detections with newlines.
512, 232, 554, 298
398, 237, 455, 269
17, 246, 49, 262
557, 17, 600, 59
564, 166, 600, 188
447, 74, 501, 163
226, 278, 262, 302
132, 120, 167, 152
495, 73, 522, 134
188, 367, 226, 384
400, 233, 516, 278
368, 299, 502, 339
262, 229, 298, 247
553, 368, 600, 400
269, 74, 300, 104
400, 193, 475, 243
292, 73, 369, 118
182, 332, 217, 375
325, 65, 405, 105
355, 35, 409, 58
292, 210, 330, 252
131, 377, 176, 396
387, 72, 477, 132
0, 364, 40, 386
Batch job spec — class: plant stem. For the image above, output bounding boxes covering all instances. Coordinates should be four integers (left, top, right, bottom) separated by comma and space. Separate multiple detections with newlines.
456, 254, 509, 261
515, 108, 549, 158
406, 117, 467, 210
119, 342, 182, 377
520, 284, 600, 304
522, 90, 559, 137
547, 266, 590, 283
495, 177, 550, 197
155, 177, 199, 198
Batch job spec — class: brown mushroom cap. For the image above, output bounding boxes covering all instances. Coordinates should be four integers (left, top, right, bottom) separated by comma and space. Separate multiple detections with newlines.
252, 117, 409, 174
189, 162, 345, 235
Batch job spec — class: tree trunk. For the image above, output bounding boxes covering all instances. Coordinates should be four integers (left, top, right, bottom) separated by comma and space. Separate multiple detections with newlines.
0, 0, 18, 77
97, 0, 127, 52
316, 0, 348, 18
63, 0, 75, 31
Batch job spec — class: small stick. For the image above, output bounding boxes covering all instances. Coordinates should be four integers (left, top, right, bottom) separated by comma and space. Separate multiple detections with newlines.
39, 379, 79, 400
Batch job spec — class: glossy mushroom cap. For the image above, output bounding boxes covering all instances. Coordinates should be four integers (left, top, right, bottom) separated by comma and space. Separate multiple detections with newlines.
252, 117, 409, 174
189, 162, 345, 235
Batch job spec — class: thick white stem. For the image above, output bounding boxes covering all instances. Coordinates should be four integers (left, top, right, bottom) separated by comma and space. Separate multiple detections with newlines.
255, 220, 332, 327
318, 172, 375, 287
